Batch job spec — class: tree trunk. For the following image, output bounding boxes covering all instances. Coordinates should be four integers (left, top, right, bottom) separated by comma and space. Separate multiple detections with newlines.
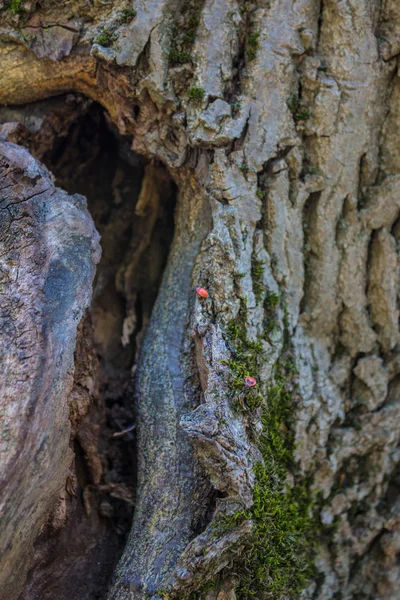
0, 1, 399, 600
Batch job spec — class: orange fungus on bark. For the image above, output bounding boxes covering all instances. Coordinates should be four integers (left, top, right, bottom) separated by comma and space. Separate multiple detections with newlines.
196, 287, 209, 298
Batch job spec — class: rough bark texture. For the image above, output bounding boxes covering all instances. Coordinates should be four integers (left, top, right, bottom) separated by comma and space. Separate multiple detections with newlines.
0, 1, 400, 600
0, 140, 100, 598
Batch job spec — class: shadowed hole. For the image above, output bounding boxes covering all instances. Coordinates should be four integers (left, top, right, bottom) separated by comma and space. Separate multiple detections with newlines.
0, 95, 176, 600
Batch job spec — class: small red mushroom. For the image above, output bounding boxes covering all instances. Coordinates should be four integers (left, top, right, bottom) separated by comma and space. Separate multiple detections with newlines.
245, 376, 257, 388
196, 287, 209, 298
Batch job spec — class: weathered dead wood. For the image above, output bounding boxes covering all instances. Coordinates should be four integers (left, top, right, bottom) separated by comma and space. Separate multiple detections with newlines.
0, 141, 100, 599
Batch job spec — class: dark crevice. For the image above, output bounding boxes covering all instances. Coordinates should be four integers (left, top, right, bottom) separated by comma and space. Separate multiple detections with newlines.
365, 229, 379, 343
191, 489, 222, 538
6, 97, 177, 600
300, 190, 322, 315
316, 0, 325, 50
227, 112, 250, 154
224, 1, 249, 105
356, 153, 369, 210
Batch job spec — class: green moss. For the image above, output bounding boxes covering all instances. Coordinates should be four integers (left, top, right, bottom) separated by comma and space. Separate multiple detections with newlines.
262, 291, 280, 341
6, 0, 23, 14
256, 187, 266, 200
264, 291, 280, 309
263, 316, 279, 340
188, 86, 205, 101
187, 581, 216, 600
287, 95, 299, 113
182, 6, 201, 44
95, 26, 118, 47
251, 257, 265, 303
247, 32, 260, 61
169, 49, 192, 64
231, 98, 242, 115
287, 96, 310, 122
222, 309, 316, 598
183, 29, 196, 43
213, 507, 248, 536
118, 8, 137, 23
295, 106, 311, 121
223, 302, 265, 412
168, 1, 204, 68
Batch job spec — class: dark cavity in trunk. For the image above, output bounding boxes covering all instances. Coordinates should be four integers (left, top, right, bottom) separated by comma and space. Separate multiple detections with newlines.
0, 96, 177, 600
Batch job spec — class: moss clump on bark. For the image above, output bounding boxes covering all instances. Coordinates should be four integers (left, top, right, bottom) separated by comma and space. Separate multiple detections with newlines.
246, 32, 260, 60
251, 256, 265, 303
287, 96, 311, 122
224, 303, 265, 412
222, 308, 316, 599
287, 95, 299, 113
6, 0, 23, 14
264, 291, 280, 309
238, 366, 315, 598
188, 86, 205, 101
169, 49, 192, 64
95, 26, 118, 47
263, 291, 280, 340
294, 106, 311, 122
169, 1, 204, 66
256, 187, 266, 200
118, 8, 137, 23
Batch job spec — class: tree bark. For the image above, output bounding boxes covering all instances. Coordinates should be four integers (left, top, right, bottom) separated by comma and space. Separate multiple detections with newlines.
0, 1, 400, 600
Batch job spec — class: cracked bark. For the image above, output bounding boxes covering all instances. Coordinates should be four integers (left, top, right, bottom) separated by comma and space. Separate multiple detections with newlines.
0, 1, 400, 600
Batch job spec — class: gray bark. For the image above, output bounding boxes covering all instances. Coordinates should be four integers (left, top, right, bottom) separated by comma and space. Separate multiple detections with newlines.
0, 1, 400, 600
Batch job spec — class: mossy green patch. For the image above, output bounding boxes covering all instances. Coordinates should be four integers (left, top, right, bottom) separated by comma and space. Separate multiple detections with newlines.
183, 6, 202, 43
264, 291, 280, 309
262, 291, 281, 342
168, 1, 204, 67
224, 305, 265, 412
222, 307, 316, 599
251, 256, 265, 303
286, 96, 311, 121
287, 96, 311, 122
246, 32, 260, 61
188, 86, 205, 101
118, 8, 137, 23
95, 26, 118, 47
6, 0, 23, 14
295, 106, 311, 122
169, 49, 192, 64
287, 95, 299, 114
305, 165, 319, 175
256, 187, 266, 200
164, 302, 316, 600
